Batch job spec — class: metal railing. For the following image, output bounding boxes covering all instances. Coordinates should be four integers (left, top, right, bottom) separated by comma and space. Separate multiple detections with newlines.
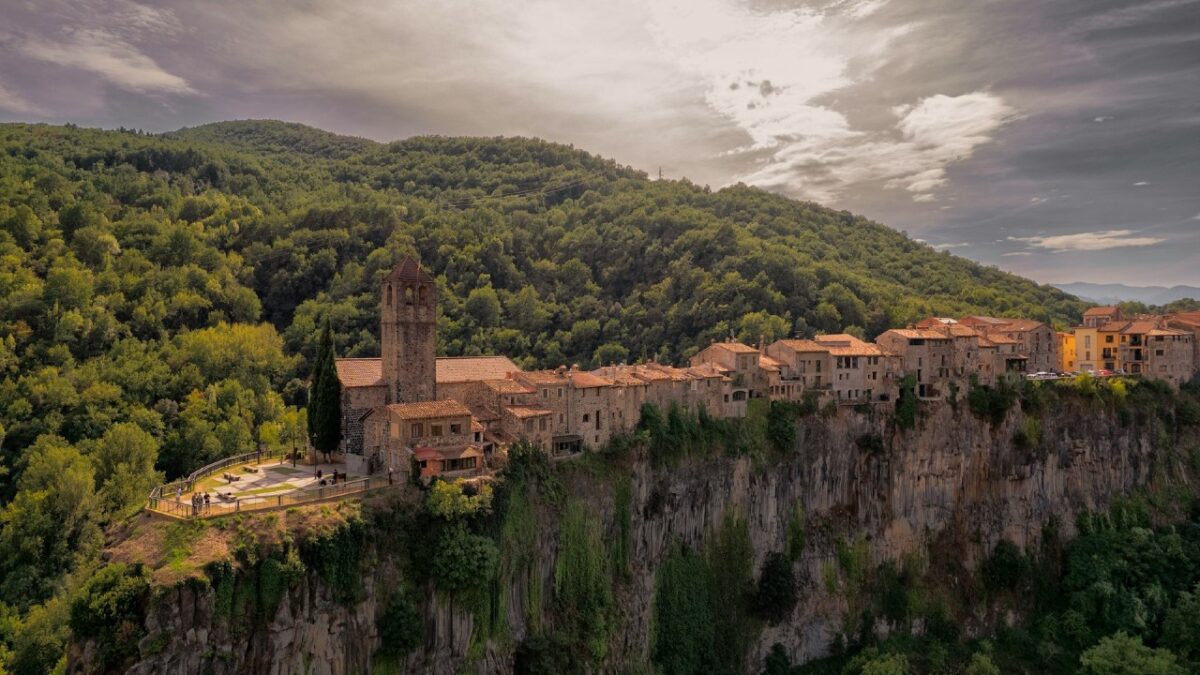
146, 448, 398, 519
147, 473, 396, 519
148, 448, 289, 502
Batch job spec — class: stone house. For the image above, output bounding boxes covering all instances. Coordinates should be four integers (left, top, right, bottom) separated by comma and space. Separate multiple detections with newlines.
812, 334, 896, 404
1082, 306, 1122, 328
874, 329, 955, 400
1167, 312, 1200, 380
765, 339, 833, 395
361, 399, 484, 479
958, 316, 1058, 374
1144, 327, 1195, 386
690, 340, 765, 400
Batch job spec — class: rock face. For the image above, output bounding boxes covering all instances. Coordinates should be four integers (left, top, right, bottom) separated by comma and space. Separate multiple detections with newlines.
77, 400, 1189, 674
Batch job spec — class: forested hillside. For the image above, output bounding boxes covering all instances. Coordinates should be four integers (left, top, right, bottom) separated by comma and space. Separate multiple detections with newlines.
0, 120, 1085, 673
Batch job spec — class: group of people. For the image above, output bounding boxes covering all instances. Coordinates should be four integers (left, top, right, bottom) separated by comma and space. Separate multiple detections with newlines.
188, 490, 218, 515
315, 469, 345, 487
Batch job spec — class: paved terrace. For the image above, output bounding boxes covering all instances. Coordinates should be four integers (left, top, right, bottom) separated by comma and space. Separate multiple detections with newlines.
147, 451, 397, 519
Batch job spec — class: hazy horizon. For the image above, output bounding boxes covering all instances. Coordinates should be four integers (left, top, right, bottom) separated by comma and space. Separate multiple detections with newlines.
2, 0, 1197, 286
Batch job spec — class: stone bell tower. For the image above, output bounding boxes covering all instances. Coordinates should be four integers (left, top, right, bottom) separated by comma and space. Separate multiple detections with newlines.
380, 257, 437, 403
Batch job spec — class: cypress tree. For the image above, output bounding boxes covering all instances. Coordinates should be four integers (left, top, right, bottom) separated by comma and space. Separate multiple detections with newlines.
308, 320, 342, 459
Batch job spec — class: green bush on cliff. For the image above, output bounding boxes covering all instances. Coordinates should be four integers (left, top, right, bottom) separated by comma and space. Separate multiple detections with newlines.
431, 523, 499, 595
894, 375, 918, 430
755, 552, 797, 624
553, 501, 614, 660
653, 545, 716, 675
375, 591, 422, 660
980, 539, 1029, 594
300, 518, 368, 603
68, 563, 150, 671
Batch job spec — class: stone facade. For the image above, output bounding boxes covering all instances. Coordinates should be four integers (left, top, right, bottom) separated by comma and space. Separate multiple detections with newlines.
334, 260, 1199, 473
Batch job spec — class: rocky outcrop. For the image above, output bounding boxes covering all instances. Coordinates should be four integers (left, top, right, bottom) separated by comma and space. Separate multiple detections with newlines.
76, 399, 1191, 674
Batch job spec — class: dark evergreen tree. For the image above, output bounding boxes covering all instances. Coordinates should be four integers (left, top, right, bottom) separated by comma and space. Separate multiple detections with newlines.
308, 320, 341, 460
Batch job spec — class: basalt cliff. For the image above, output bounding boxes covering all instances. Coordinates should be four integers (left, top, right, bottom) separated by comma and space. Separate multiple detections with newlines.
70, 391, 1198, 675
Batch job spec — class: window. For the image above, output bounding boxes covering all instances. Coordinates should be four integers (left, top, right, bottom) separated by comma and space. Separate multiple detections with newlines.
445, 457, 477, 472
410, 423, 422, 437
1105, 335, 1113, 343
539, 418, 547, 431
525, 420, 533, 433
431, 424, 443, 437
405, 286, 414, 305
386, 284, 393, 306
582, 413, 590, 422
418, 285, 427, 305
542, 389, 548, 398
450, 423, 461, 434
558, 388, 563, 398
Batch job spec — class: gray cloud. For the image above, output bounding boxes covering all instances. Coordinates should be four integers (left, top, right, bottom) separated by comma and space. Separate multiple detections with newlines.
0, 0, 1196, 285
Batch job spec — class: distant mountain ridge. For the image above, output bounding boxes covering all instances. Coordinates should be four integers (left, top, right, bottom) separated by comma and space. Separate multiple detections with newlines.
1052, 282, 1200, 306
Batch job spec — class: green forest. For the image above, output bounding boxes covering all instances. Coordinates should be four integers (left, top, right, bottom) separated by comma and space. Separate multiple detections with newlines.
0, 120, 1092, 673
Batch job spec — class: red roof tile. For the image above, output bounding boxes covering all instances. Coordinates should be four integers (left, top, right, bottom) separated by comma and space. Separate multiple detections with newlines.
504, 406, 553, 418
335, 358, 384, 388
385, 400, 472, 419
436, 356, 520, 383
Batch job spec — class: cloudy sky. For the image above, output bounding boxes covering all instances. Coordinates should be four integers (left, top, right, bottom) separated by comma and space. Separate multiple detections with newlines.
2, 0, 1197, 286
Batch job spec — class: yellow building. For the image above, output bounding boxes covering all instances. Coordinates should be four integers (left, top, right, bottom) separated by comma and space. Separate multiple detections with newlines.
1076, 322, 1125, 373
1058, 332, 1076, 372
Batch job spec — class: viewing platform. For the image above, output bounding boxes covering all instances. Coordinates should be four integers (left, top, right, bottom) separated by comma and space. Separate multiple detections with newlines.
145, 449, 399, 520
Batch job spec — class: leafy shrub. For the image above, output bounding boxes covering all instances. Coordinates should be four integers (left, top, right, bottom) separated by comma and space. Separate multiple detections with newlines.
653, 545, 715, 675
894, 374, 918, 430
980, 539, 1028, 593
68, 563, 150, 670
755, 552, 797, 624
376, 591, 422, 659
431, 523, 499, 595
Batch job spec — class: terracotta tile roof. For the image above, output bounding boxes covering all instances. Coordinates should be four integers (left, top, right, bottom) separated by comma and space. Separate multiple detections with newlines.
998, 318, 1049, 332
1120, 320, 1161, 334
707, 341, 760, 354
592, 366, 652, 386
336, 356, 521, 387
758, 354, 785, 370
569, 371, 612, 388
385, 400, 472, 419
504, 406, 553, 418
335, 358, 384, 388
1083, 306, 1120, 317
629, 365, 674, 381
814, 334, 884, 357
1146, 328, 1188, 337
436, 356, 520, 383
986, 334, 1019, 345
471, 419, 486, 432
944, 324, 982, 337
772, 339, 830, 353
881, 329, 951, 341
413, 447, 440, 461
914, 317, 958, 328
638, 364, 691, 381
826, 343, 885, 357
483, 379, 534, 394
684, 363, 730, 379
384, 257, 434, 283
516, 370, 570, 385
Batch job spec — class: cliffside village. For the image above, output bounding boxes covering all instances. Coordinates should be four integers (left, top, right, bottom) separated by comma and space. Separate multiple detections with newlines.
336, 259, 1199, 480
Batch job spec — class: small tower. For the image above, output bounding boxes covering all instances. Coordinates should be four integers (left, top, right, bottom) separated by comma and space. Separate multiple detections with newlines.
380, 257, 437, 403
